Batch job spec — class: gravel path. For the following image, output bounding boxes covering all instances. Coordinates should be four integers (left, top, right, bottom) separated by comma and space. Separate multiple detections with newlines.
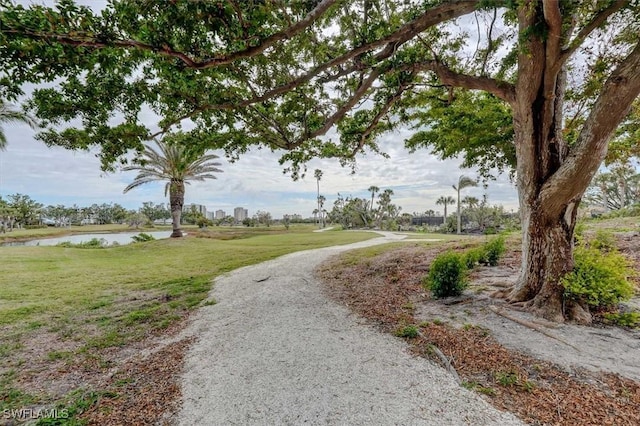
177, 233, 523, 425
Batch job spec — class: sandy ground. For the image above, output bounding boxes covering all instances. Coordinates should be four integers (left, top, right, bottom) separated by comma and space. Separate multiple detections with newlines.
176, 233, 522, 425
416, 265, 640, 383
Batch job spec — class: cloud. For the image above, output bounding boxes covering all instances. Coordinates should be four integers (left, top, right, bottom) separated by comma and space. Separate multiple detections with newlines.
1, 1, 519, 218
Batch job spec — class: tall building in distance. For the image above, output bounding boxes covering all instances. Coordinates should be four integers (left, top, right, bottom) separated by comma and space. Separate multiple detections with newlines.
215, 209, 226, 220
234, 207, 248, 222
186, 203, 207, 216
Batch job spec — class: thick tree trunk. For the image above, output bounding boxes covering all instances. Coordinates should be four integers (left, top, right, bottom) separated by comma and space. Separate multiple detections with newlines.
169, 180, 185, 238
508, 200, 587, 322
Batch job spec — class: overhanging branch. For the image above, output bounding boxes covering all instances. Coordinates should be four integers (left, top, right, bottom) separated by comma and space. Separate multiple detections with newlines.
416, 61, 515, 104
559, 0, 628, 65
540, 41, 640, 216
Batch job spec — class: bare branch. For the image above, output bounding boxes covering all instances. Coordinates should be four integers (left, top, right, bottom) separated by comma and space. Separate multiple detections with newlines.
480, 8, 498, 76
302, 68, 383, 142
541, 41, 640, 216
418, 61, 516, 104
559, 0, 628, 64
542, 0, 562, 72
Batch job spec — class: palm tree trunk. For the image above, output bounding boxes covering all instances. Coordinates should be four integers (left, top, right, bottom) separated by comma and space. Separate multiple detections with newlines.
169, 180, 185, 237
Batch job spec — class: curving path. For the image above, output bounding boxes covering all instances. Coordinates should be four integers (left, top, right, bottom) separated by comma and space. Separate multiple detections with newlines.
177, 232, 522, 425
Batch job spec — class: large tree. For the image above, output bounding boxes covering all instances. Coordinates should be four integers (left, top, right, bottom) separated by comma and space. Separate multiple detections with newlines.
1, 1, 639, 321
123, 135, 223, 237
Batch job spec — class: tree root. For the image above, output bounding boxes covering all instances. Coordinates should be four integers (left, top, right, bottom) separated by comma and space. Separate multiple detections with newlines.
488, 305, 580, 352
428, 342, 461, 384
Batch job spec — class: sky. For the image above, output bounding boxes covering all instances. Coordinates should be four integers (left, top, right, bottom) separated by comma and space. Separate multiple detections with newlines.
0, 0, 519, 219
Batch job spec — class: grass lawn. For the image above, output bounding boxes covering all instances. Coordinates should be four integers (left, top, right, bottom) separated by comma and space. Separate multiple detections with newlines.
0, 228, 376, 414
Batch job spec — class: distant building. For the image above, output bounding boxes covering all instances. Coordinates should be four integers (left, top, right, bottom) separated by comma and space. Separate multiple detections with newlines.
206, 212, 215, 221
215, 209, 226, 220
186, 204, 207, 216
234, 207, 248, 222
412, 216, 445, 227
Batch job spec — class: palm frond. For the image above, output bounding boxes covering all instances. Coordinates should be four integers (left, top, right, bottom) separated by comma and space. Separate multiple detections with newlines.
122, 136, 223, 197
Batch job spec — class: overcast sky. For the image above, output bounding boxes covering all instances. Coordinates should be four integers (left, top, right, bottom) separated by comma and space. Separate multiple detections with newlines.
0, 0, 519, 219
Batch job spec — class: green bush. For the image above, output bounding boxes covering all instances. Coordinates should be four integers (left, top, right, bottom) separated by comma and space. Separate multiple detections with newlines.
425, 251, 468, 298
463, 248, 484, 269
591, 229, 617, 252
56, 238, 106, 248
395, 325, 419, 338
603, 312, 640, 328
561, 246, 635, 309
481, 235, 506, 266
131, 232, 155, 243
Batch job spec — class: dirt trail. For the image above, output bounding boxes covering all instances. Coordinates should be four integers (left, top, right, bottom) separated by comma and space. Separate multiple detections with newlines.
176, 233, 522, 425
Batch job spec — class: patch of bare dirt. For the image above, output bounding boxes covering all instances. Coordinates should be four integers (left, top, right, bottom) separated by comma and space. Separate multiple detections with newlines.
317, 240, 640, 426
78, 337, 194, 426
1, 312, 194, 426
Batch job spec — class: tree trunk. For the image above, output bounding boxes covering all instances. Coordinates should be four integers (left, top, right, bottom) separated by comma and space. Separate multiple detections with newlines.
169, 180, 185, 238
508, 200, 581, 322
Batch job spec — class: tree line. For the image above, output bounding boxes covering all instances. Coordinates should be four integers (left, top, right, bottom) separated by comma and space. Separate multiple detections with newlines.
0, 194, 171, 231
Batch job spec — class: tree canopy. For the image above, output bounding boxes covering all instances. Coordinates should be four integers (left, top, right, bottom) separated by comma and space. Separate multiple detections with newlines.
1, 1, 634, 173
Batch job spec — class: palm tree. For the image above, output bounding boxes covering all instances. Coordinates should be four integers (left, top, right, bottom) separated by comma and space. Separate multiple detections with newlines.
453, 175, 478, 234
367, 185, 380, 213
462, 196, 480, 210
435, 196, 455, 223
314, 169, 323, 228
0, 100, 37, 150
123, 137, 223, 237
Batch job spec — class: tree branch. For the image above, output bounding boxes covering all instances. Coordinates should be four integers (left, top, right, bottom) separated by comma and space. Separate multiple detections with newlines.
349, 81, 412, 157
540, 41, 640, 216
3, 0, 338, 69
542, 0, 562, 78
559, 0, 628, 65
417, 61, 515, 104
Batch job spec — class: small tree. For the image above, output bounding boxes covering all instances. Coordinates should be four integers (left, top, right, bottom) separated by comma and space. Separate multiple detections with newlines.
125, 212, 149, 229
453, 176, 478, 235
123, 134, 222, 237
435, 196, 455, 223
314, 169, 324, 228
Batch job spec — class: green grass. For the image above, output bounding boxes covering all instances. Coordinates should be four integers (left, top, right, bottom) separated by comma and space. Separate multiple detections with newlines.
0, 229, 376, 358
0, 230, 374, 326
0, 228, 377, 416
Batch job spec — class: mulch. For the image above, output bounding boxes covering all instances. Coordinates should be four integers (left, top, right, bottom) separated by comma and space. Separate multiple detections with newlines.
317, 242, 640, 426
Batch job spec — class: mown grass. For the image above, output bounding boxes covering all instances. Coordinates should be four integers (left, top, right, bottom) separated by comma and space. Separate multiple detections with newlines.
0, 228, 376, 414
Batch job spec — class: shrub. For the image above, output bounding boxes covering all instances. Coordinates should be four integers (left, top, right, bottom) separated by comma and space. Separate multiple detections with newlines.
481, 235, 506, 266
395, 325, 419, 338
590, 229, 617, 252
463, 247, 484, 269
561, 246, 635, 309
603, 312, 640, 328
57, 238, 107, 248
425, 251, 468, 298
131, 232, 155, 243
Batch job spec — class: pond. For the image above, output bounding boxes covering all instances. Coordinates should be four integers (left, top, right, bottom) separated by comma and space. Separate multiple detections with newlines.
1, 230, 173, 247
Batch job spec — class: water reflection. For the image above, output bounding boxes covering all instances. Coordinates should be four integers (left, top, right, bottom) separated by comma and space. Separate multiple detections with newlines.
1, 231, 172, 247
